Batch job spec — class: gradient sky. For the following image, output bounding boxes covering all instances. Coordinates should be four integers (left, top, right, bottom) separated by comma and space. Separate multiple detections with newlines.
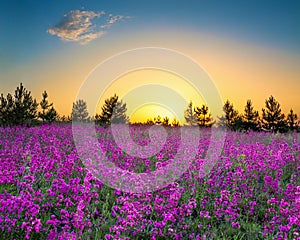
1, 0, 300, 122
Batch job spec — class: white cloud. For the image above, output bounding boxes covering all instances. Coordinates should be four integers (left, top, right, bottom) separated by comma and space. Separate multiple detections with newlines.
47, 10, 129, 45
100, 15, 128, 30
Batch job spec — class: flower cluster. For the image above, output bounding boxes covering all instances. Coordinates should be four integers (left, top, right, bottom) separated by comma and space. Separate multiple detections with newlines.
0, 125, 299, 239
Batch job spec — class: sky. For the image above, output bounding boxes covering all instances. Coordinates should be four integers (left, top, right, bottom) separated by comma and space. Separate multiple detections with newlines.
1, 0, 300, 123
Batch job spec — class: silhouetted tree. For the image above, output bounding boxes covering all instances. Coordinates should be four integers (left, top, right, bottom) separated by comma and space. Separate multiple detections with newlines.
112, 100, 129, 124
95, 94, 128, 125
146, 118, 154, 125
162, 116, 170, 126
72, 99, 89, 122
184, 101, 198, 126
38, 91, 57, 123
154, 115, 162, 125
217, 115, 226, 128
12, 83, 38, 126
0, 93, 14, 127
261, 95, 286, 133
286, 109, 298, 131
242, 100, 259, 131
0, 94, 7, 126
232, 116, 244, 132
194, 104, 213, 127
58, 114, 72, 122
171, 117, 180, 127
218, 100, 239, 130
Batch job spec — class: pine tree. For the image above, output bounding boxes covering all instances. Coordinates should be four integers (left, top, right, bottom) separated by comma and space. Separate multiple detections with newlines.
58, 114, 71, 122
38, 91, 57, 123
72, 99, 89, 122
95, 94, 128, 125
12, 83, 38, 126
111, 100, 128, 124
286, 109, 298, 131
0, 94, 7, 127
46, 107, 58, 123
194, 104, 213, 127
218, 100, 239, 130
0, 94, 8, 127
162, 116, 170, 126
184, 101, 198, 126
261, 96, 286, 132
242, 100, 259, 131
154, 115, 162, 125
0, 93, 17, 127
146, 118, 154, 125
171, 117, 180, 127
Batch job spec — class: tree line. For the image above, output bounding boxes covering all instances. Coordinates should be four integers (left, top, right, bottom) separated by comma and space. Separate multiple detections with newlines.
0, 83, 58, 126
0, 83, 299, 133
0, 83, 128, 127
184, 97, 299, 133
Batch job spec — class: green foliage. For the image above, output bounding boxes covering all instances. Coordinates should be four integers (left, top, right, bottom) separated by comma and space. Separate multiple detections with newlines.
261, 96, 286, 133
0, 83, 38, 127
286, 109, 298, 131
13, 83, 38, 126
218, 100, 240, 130
242, 100, 260, 131
0, 93, 14, 127
72, 99, 89, 122
57, 114, 72, 123
95, 94, 128, 125
38, 91, 58, 123
194, 104, 214, 127
184, 101, 198, 126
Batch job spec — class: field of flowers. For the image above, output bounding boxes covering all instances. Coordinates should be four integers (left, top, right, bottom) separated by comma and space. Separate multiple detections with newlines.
0, 124, 299, 239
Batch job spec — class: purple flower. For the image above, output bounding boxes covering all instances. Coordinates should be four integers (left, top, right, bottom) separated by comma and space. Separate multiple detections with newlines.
105, 234, 112, 240
232, 221, 240, 229
264, 175, 273, 185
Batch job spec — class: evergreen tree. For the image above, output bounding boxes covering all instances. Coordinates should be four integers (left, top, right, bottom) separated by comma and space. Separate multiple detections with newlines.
72, 99, 89, 122
0, 94, 9, 127
184, 101, 198, 126
232, 116, 244, 132
95, 94, 128, 125
111, 100, 129, 124
162, 116, 170, 126
171, 117, 180, 127
38, 91, 57, 123
58, 114, 72, 122
242, 100, 259, 131
12, 83, 38, 126
46, 107, 58, 123
154, 115, 162, 125
218, 100, 239, 130
194, 104, 213, 127
261, 96, 286, 132
286, 109, 298, 131
5, 94, 14, 125
146, 118, 154, 125
217, 115, 227, 128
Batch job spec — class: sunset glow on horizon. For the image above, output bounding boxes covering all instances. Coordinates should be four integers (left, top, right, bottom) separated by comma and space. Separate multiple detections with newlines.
2, 3, 300, 238
1, 1, 300, 123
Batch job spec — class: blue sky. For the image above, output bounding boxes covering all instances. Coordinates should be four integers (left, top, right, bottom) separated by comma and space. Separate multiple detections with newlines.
1, 1, 299, 66
1, 1, 300, 119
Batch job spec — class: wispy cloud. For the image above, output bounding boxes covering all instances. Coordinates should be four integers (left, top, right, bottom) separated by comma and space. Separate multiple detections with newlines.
47, 10, 129, 45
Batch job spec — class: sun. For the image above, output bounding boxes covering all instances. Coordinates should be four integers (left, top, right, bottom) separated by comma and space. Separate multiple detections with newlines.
129, 102, 180, 124
96, 68, 206, 123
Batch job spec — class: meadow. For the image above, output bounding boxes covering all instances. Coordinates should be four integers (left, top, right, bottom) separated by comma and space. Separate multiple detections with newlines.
0, 124, 299, 239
